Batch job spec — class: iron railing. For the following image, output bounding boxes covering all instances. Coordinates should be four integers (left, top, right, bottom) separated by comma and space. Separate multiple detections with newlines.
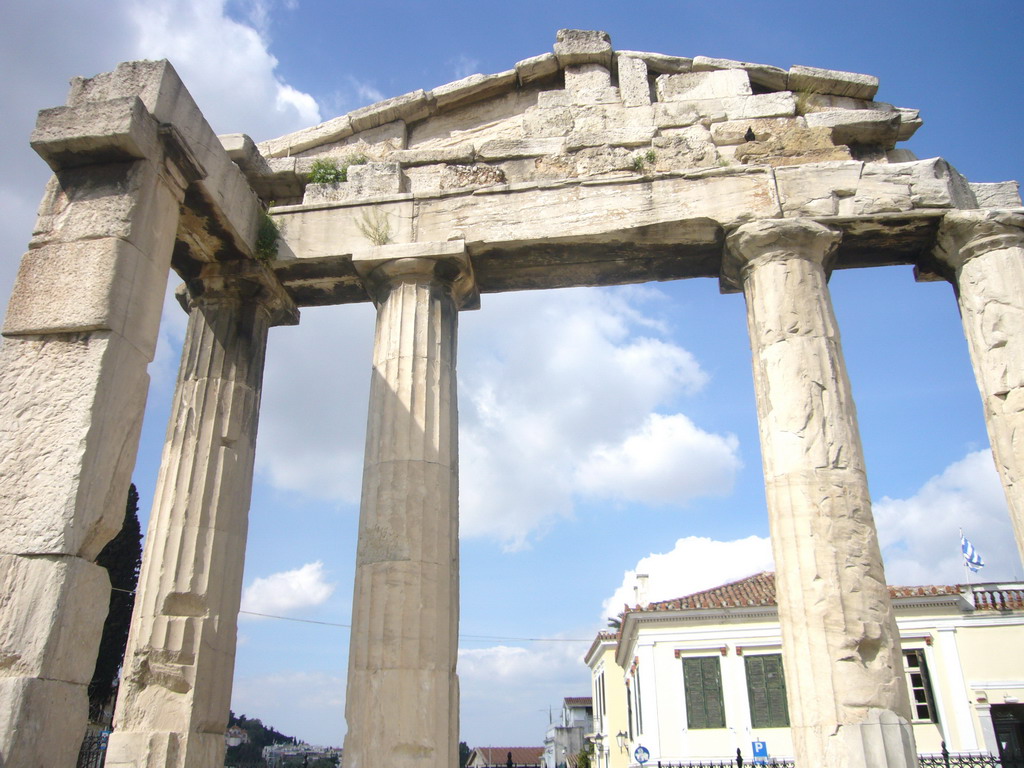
656, 743, 1017, 768
76, 726, 109, 768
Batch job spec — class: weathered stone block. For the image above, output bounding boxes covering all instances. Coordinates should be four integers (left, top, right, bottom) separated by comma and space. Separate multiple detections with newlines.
789, 64, 879, 100
0, 677, 88, 767
477, 138, 566, 160
720, 92, 796, 120
656, 69, 752, 101
565, 64, 618, 105
522, 105, 574, 138
654, 102, 703, 129
615, 50, 693, 74
617, 56, 652, 107
392, 144, 476, 166
303, 162, 404, 205
3, 237, 169, 353
775, 161, 865, 217
349, 90, 431, 134
31, 96, 161, 171
515, 53, 559, 85
0, 332, 149, 558
0, 554, 110, 684
971, 181, 1023, 208
804, 109, 901, 146
553, 29, 612, 68
259, 115, 354, 157
692, 55, 788, 92
432, 70, 517, 111
734, 121, 849, 168
440, 163, 506, 191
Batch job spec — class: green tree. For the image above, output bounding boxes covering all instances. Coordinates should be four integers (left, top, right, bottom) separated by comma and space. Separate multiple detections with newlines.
88, 483, 143, 721
459, 741, 471, 768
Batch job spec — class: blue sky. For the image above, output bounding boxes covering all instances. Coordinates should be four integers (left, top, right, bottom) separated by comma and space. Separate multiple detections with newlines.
3, 0, 1024, 750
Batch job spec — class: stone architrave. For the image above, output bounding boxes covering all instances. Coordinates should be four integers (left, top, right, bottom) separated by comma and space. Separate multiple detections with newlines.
935, 210, 1024, 566
343, 242, 476, 768
725, 219, 917, 768
105, 261, 297, 768
0, 108, 189, 766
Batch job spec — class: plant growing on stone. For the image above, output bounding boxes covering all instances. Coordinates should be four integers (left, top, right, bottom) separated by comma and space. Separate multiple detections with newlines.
630, 149, 657, 173
255, 211, 280, 262
307, 154, 369, 184
357, 209, 393, 246
308, 158, 347, 184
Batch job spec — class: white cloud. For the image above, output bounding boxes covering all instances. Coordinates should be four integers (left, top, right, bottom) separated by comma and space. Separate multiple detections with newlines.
127, 0, 321, 139
459, 640, 592, 745
601, 536, 775, 622
875, 449, 1020, 585
241, 561, 337, 616
458, 287, 733, 550
575, 413, 741, 505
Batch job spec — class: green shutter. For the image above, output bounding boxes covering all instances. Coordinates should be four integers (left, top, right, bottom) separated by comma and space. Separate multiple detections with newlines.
746, 655, 789, 728
683, 657, 725, 729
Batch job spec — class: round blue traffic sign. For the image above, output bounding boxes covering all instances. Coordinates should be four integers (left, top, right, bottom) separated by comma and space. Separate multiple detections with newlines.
634, 745, 650, 764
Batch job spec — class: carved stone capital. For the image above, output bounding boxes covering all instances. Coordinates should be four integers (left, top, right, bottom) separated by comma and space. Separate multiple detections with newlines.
177, 260, 299, 326
352, 240, 479, 310
935, 209, 1024, 271
722, 218, 841, 292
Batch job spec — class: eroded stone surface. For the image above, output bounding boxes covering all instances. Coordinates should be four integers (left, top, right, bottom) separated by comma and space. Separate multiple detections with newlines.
725, 219, 915, 768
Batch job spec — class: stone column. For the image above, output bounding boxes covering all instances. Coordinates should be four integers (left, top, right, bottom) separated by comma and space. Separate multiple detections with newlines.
0, 115, 190, 764
724, 219, 916, 768
935, 210, 1024, 568
344, 241, 476, 768
105, 261, 297, 768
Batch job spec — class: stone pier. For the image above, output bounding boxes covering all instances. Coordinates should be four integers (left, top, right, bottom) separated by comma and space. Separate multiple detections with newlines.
343, 243, 475, 768
0, 92, 188, 768
936, 211, 1024, 567
105, 261, 296, 768
725, 219, 916, 768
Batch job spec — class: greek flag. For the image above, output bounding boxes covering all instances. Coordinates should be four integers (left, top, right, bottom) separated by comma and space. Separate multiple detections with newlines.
961, 533, 985, 573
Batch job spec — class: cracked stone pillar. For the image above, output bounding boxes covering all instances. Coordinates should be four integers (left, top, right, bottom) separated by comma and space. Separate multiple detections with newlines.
0, 117, 189, 765
936, 210, 1024, 568
344, 241, 477, 768
105, 261, 297, 768
724, 219, 916, 768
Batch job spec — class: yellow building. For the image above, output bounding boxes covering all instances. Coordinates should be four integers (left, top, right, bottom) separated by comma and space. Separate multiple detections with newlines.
585, 573, 1024, 766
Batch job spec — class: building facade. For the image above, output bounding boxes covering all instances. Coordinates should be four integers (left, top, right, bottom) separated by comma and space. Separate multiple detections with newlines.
586, 573, 1024, 766
543, 697, 593, 768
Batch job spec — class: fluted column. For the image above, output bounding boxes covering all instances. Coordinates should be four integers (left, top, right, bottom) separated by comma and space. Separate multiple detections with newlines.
106, 261, 297, 768
935, 210, 1024, 568
344, 242, 476, 768
725, 219, 916, 768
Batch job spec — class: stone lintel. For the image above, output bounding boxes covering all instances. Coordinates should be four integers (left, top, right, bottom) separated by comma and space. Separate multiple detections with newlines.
177, 260, 299, 326
352, 241, 479, 310
721, 218, 841, 293
935, 209, 1024, 270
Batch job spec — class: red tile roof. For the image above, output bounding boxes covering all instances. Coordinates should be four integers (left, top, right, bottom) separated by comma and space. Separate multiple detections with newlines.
632, 572, 982, 614
563, 696, 592, 708
470, 746, 544, 766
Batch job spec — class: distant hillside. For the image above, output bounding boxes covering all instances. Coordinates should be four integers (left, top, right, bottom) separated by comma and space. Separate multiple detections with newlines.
225, 710, 296, 766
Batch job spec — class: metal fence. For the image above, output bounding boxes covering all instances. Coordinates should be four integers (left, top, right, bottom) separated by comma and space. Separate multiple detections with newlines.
76, 726, 109, 768
656, 744, 1017, 768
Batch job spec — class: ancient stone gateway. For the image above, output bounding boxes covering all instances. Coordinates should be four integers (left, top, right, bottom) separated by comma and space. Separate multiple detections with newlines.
1, 28, 1022, 768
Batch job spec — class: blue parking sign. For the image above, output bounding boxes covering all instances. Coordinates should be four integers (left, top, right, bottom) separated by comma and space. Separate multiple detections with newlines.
752, 740, 768, 764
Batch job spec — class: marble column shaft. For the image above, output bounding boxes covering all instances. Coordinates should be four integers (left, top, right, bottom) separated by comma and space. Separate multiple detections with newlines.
0, 153, 185, 767
726, 219, 916, 768
106, 261, 296, 768
344, 250, 472, 768
936, 210, 1024, 569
